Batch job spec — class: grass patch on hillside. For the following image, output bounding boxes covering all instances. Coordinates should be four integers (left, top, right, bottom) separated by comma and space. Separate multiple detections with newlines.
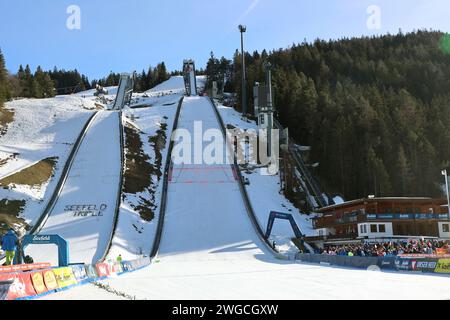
123, 121, 168, 222
0, 199, 28, 234
0, 106, 14, 136
0, 157, 58, 187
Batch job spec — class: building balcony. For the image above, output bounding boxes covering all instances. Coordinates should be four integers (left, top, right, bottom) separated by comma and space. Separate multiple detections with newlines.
313, 213, 450, 229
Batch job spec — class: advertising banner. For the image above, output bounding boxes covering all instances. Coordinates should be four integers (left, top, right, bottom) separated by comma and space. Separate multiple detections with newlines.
410, 259, 438, 273
110, 262, 123, 274
0, 279, 13, 300
53, 267, 77, 288
0, 273, 36, 300
70, 265, 88, 282
95, 263, 110, 278
378, 257, 397, 270
436, 248, 449, 255
0, 263, 51, 274
395, 257, 416, 271
121, 261, 133, 272
435, 259, 450, 274
85, 264, 98, 279
31, 272, 47, 295
43, 270, 58, 291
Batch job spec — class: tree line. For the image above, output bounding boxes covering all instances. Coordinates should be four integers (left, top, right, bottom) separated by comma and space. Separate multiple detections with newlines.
207, 30, 450, 200
0, 52, 172, 101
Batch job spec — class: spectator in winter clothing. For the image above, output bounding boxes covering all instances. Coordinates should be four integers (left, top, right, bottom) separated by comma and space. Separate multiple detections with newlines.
1, 229, 18, 265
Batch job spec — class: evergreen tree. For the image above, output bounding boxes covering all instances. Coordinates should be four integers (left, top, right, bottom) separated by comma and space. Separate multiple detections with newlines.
0, 49, 9, 104
226, 30, 450, 199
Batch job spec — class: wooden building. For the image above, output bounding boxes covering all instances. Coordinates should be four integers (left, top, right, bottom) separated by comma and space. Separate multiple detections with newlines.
309, 198, 450, 244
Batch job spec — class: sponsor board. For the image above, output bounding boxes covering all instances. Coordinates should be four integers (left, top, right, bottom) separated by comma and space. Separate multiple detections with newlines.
435, 259, 450, 274
436, 248, 450, 255
95, 263, 110, 278
395, 258, 414, 271
43, 270, 58, 291
85, 264, 98, 279
70, 264, 88, 282
378, 257, 397, 270
121, 261, 133, 272
0, 263, 51, 274
53, 267, 77, 288
31, 272, 47, 295
110, 262, 123, 274
410, 259, 437, 273
0, 273, 36, 300
0, 282, 11, 300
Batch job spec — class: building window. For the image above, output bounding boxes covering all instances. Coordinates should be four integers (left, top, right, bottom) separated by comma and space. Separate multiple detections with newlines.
379, 224, 386, 233
370, 224, 378, 233
443, 224, 450, 233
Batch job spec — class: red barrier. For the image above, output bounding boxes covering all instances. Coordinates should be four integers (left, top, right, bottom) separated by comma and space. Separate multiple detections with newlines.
95, 263, 110, 277
0, 263, 51, 274
0, 273, 36, 300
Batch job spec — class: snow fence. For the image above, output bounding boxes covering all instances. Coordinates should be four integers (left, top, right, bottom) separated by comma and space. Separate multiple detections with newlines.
0, 257, 151, 300
296, 253, 450, 274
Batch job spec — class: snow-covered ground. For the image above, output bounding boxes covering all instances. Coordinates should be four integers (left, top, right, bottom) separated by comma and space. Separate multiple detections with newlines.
0, 96, 97, 227
145, 75, 206, 96
43, 97, 450, 300
74, 86, 118, 98
47, 259, 450, 300
27, 111, 122, 265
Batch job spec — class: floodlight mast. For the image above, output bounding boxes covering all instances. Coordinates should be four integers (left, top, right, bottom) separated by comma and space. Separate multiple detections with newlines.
239, 25, 247, 117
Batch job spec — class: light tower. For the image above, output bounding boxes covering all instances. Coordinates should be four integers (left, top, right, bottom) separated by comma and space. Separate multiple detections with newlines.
442, 169, 450, 215
264, 61, 274, 157
238, 25, 247, 117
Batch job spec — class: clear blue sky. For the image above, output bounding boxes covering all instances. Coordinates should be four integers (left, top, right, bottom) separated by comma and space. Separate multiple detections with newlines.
1, 0, 449, 80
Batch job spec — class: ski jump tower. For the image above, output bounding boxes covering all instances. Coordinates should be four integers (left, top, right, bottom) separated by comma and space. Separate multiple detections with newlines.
183, 59, 197, 96
112, 73, 134, 110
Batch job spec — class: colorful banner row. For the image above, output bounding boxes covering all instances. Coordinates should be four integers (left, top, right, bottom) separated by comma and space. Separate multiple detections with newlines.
295, 253, 450, 275
0, 257, 151, 300
395, 257, 450, 274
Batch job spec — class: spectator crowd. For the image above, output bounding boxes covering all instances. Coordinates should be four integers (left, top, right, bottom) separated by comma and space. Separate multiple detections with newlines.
319, 239, 449, 257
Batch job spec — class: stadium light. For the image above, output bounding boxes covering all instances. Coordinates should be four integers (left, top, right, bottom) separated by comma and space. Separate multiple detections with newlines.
442, 169, 450, 215
239, 25, 247, 117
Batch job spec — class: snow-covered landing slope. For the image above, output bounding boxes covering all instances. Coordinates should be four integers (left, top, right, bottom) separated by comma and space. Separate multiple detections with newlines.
0, 97, 97, 226
156, 96, 270, 261
27, 111, 122, 265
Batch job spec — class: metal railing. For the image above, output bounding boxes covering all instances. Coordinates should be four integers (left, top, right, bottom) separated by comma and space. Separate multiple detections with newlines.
150, 97, 184, 258
209, 98, 283, 258
100, 110, 125, 262
273, 118, 328, 209
30, 112, 99, 235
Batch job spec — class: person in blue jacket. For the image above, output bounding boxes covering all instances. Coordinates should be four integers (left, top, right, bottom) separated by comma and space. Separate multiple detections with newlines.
1, 229, 18, 266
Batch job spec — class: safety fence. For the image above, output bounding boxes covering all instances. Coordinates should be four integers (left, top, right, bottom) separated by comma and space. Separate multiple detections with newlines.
295, 253, 450, 275
0, 257, 151, 300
